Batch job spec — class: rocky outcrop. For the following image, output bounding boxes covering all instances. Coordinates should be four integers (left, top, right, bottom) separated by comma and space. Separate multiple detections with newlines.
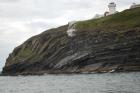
2, 8, 140, 75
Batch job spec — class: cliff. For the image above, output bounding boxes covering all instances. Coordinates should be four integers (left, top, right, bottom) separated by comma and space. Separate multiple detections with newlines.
2, 7, 140, 75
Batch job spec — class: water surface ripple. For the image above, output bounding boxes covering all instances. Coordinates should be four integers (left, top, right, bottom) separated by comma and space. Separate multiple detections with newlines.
0, 72, 140, 93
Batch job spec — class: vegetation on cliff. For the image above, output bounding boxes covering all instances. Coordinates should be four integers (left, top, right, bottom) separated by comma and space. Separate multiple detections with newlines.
2, 7, 140, 75
76, 7, 140, 31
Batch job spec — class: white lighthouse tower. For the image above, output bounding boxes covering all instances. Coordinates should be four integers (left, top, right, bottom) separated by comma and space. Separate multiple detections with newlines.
108, 2, 116, 14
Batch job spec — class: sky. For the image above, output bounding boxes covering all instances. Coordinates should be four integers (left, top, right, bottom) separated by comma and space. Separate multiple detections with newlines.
0, 0, 140, 71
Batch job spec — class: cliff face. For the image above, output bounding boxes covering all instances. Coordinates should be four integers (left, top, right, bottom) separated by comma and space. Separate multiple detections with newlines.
2, 8, 140, 75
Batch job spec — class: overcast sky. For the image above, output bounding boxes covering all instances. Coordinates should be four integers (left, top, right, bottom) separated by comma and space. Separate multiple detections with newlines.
0, 0, 140, 71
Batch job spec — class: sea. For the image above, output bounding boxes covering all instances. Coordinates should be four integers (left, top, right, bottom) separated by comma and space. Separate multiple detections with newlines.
0, 72, 140, 93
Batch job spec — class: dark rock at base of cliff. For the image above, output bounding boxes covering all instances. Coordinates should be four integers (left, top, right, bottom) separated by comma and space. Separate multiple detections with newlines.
2, 8, 140, 75
2, 27, 140, 75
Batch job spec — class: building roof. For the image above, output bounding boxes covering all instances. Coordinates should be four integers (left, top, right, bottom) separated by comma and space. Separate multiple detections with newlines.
130, 4, 140, 9
108, 2, 116, 7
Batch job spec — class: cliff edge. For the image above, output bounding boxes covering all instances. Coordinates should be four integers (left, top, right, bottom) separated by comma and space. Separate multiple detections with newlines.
2, 7, 140, 75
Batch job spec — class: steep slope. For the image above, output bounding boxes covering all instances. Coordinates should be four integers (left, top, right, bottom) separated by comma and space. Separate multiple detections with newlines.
2, 8, 140, 75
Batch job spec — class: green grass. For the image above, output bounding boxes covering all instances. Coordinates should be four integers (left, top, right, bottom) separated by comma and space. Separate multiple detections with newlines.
15, 47, 34, 60
76, 7, 140, 31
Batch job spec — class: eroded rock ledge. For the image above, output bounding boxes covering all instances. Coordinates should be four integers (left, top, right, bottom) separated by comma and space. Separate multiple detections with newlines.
2, 8, 140, 75
2, 26, 140, 75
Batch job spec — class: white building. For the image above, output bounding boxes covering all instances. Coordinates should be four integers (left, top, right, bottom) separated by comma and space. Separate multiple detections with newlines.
94, 2, 117, 18
94, 14, 104, 19
130, 3, 140, 9
104, 2, 117, 16
108, 2, 117, 14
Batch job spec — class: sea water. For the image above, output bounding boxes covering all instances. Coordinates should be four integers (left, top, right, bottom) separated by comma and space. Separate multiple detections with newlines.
0, 72, 140, 93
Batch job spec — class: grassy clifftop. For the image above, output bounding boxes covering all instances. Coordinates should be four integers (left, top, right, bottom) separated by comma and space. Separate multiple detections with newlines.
2, 7, 140, 75
76, 7, 140, 31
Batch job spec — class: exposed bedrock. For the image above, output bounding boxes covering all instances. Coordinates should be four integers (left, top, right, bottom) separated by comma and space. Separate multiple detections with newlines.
2, 26, 140, 75
2, 8, 140, 75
